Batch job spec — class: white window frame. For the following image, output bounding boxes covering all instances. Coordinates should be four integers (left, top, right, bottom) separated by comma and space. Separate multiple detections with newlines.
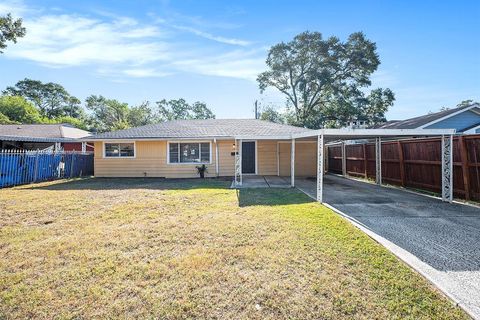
167, 141, 212, 165
103, 141, 136, 159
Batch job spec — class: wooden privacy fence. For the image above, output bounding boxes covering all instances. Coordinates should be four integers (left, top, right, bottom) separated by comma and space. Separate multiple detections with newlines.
327, 135, 480, 201
0, 150, 94, 188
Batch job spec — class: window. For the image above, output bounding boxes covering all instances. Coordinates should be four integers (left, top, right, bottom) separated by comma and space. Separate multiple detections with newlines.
104, 143, 135, 158
168, 142, 210, 163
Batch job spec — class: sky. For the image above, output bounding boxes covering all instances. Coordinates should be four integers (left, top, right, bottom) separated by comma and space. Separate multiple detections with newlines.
0, 0, 479, 120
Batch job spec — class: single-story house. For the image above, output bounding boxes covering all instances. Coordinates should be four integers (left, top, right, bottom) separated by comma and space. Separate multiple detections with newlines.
374, 102, 480, 134
88, 119, 317, 179
0, 124, 93, 151
87, 119, 456, 203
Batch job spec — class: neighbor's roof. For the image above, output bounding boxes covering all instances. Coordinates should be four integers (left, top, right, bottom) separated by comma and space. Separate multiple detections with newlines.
374, 103, 480, 129
89, 119, 313, 140
0, 124, 91, 142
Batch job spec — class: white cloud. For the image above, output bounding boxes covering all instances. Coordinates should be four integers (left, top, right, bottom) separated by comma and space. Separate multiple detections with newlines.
2, 0, 264, 81
0, 0, 29, 16
173, 49, 265, 80
122, 68, 171, 78
171, 24, 251, 46
5, 14, 169, 67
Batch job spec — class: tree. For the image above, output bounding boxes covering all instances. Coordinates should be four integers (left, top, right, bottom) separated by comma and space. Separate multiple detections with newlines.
362, 88, 395, 126
127, 101, 154, 127
0, 95, 41, 123
259, 106, 285, 124
156, 99, 215, 121
0, 13, 26, 53
0, 112, 15, 124
257, 31, 393, 128
3, 78, 82, 119
85, 95, 131, 132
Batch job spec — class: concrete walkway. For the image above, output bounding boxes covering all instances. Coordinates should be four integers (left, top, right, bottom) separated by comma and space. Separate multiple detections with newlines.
230, 175, 291, 188
296, 175, 480, 319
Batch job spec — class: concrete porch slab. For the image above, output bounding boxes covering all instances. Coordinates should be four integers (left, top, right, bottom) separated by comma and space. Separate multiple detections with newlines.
230, 175, 291, 188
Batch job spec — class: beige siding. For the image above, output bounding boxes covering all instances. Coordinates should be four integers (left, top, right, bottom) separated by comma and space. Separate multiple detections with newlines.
257, 140, 277, 175
94, 139, 315, 178
217, 140, 235, 176
94, 140, 219, 178
279, 141, 317, 177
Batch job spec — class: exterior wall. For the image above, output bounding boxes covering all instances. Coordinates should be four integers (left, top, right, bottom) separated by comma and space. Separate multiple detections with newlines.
217, 140, 235, 176
63, 142, 94, 152
93, 139, 314, 178
94, 140, 219, 178
257, 140, 278, 175
279, 141, 317, 177
425, 110, 480, 132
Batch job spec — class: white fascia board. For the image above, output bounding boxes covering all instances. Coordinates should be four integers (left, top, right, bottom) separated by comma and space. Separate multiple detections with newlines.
233, 135, 293, 140
292, 128, 456, 139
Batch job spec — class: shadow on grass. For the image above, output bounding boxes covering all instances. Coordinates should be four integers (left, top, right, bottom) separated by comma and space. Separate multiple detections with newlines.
22, 177, 232, 191
237, 188, 314, 207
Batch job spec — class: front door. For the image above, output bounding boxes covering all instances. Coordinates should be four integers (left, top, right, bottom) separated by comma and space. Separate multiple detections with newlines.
242, 141, 256, 174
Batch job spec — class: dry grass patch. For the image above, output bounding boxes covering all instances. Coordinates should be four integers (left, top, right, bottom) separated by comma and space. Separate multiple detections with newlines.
0, 178, 469, 319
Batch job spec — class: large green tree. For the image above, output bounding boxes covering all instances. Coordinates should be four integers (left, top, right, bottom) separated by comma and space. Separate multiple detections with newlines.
257, 31, 394, 128
3, 78, 83, 119
156, 99, 215, 121
85, 95, 131, 132
0, 13, 26, 53
0, 95, 41, 123
127, 101, 154, 127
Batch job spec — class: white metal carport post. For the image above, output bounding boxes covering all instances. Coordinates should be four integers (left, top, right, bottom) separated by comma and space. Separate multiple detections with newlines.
291, 138, 295, 187
341, 141, 346, 176
375, 137, 382, 185
234, 139, 242, 186
441, 134, 453, 202
317, 133, 324, 202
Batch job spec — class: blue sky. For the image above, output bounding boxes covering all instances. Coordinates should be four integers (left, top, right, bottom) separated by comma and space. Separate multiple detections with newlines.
0, 0, 479, 120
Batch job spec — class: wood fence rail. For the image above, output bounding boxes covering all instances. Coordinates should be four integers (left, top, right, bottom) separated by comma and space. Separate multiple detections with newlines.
327, 135, 480, 201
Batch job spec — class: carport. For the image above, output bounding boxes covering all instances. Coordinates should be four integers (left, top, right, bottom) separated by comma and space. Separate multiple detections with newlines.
233, 128, 456, 202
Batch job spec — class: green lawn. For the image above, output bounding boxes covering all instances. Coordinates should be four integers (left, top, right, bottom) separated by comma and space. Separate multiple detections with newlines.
0, 178, 469, 319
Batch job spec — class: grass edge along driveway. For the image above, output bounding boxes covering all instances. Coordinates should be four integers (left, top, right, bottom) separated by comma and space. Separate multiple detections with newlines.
0, 178, 469, 319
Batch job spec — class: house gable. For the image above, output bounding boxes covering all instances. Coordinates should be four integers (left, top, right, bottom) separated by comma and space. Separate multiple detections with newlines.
425, 109, 480, 132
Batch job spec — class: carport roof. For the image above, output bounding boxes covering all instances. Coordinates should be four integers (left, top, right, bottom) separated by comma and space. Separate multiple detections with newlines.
234, 128, 456, 141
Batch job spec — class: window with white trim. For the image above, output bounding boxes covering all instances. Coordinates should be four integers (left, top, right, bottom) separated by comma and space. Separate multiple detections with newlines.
104, 143, 135, 157
169, 142, 210, 163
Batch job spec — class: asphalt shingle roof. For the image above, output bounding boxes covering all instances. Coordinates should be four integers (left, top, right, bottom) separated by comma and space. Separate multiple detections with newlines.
374, 103, 480, 129
90, 119, 313, 139
0, 124, 91, 142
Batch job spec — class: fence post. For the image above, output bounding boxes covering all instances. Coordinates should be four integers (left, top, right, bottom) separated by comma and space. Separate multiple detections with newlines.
459, 136, 470, 201
397, 141, 406, 187
70, 153, 75, 178
33, 150, 39, 182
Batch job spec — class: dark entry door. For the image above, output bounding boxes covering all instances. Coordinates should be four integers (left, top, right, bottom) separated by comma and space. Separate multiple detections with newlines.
242, 141, 256, 174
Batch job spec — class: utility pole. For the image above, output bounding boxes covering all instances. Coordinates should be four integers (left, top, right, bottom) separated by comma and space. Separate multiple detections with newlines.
254, 100, 258, 119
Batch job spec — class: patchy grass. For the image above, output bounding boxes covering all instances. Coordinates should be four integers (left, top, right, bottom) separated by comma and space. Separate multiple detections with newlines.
0, 178, 468, 319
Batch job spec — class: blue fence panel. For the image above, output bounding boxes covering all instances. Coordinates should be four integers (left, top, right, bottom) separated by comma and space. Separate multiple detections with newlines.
0, 150, 94, 188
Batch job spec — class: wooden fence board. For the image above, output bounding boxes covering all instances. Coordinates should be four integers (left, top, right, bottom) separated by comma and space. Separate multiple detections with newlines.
327, 135, 480, 201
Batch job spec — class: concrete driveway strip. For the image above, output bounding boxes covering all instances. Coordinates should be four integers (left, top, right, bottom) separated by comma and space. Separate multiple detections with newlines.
296, 175, 480, 319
